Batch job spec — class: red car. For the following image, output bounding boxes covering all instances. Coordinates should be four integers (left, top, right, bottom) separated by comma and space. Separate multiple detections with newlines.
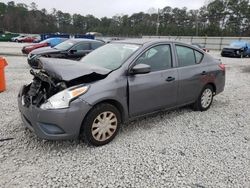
22, 42, 49, 54
17, 36, 37, 43
22, 37, 68, 54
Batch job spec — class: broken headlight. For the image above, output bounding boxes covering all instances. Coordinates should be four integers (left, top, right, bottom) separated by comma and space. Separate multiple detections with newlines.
40, 85, 89, 110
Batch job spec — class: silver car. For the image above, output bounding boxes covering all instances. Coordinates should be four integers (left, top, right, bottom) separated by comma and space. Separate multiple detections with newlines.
18, 39, 225, 146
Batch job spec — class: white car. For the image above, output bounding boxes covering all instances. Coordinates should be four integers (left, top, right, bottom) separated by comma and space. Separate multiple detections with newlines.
11, 35, 27, 42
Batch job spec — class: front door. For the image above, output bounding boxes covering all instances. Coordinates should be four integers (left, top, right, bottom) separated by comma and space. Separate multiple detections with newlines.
128, 44, 178, 117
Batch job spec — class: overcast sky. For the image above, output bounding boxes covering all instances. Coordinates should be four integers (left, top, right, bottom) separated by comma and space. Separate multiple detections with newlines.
1, 0, 207, 18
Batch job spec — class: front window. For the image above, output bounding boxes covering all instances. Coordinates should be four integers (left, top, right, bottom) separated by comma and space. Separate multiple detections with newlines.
71, 43, 90, 51
54, 40, 76, 50
134, 44, 172, 71
81, 43, 140, 70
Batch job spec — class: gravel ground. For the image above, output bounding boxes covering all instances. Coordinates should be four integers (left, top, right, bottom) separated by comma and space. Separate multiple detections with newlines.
0, 52, 249, 187
0, 42, 27, 56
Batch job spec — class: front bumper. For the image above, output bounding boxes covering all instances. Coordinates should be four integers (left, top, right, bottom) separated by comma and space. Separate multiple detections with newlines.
18, 86, 92, 140
22, 48, 30, 54
221, 50, 240, 57
27, 56, 40, 68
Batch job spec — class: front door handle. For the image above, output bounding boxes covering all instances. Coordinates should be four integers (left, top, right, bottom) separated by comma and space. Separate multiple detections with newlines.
166, 77, 175, 82
201, 71, 207, 75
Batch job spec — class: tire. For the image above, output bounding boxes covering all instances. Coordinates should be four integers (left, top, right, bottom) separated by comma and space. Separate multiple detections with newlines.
240, 52, 244, 58
81, 103, 121, 146
193, 85, 214, 111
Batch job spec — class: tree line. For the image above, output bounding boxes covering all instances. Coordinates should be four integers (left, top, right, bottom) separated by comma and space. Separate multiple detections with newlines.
0, 0, 249, 37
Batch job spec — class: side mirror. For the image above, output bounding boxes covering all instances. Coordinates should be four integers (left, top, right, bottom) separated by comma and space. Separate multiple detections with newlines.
130, 64, 151, 75
69, 49, 77, 54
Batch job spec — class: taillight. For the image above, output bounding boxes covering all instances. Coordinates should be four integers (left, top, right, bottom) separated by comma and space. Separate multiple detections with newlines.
219, 64, 225, 71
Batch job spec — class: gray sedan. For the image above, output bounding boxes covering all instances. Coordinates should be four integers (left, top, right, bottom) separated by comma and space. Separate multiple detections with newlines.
18, 39, 225, 146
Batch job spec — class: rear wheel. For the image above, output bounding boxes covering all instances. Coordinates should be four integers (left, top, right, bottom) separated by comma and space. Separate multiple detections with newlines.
81, 103, 121, 146
193, 85, 214, 111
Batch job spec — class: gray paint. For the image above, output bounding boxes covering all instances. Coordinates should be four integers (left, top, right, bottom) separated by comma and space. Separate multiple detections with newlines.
40, 58, 110, 81
18, 39, 225, 140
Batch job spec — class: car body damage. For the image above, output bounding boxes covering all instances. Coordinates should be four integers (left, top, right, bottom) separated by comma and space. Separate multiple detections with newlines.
221, 41, 250, 58
39, 58, 110, 81
22, 58, 111, 107
18, 39, 225, 145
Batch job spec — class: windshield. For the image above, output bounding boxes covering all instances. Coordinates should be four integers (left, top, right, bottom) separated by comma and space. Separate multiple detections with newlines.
81, 43, 140, 70
54, 40, 75, 50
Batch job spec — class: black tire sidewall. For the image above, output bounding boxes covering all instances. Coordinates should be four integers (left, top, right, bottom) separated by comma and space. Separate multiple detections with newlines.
82, 103, 121, 146
195, 85, 214, 111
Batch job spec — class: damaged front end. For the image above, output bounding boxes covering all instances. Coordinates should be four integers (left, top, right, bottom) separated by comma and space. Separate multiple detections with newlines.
21, 58, 111, 109
22, 69, 68, 108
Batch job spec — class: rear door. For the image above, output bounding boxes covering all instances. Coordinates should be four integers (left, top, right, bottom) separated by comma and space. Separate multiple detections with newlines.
174, 44, 206, 105
128, 44, 178, 117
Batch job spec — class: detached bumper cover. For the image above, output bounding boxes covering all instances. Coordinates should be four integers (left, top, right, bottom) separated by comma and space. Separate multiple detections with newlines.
18, 86, 92, 140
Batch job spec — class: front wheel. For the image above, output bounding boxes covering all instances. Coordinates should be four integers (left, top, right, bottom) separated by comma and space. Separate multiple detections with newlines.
240, 52, 244, 58
81, 103, 121, 146
193, 85, 214, 111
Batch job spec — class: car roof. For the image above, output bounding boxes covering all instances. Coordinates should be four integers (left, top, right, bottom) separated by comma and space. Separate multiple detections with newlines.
70, 38, 103, 43
111, 38, 169, 45
111, 38, 195, 47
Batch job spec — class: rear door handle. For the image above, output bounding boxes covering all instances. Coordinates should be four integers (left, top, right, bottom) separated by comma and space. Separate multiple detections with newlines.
166, 77, 175, 82
201, 71, 207, 75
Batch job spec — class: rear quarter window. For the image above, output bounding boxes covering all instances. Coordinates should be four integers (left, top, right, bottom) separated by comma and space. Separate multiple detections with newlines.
176, 45, 204, 67
194, 50, 204, 64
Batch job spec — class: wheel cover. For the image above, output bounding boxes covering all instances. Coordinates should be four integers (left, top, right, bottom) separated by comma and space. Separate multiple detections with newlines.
201, 88, 213, 108
91, 111, 118, 142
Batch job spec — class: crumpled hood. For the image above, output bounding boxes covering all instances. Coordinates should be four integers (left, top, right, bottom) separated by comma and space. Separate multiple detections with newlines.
39, 58, 111, 81
31, 46, 60, 55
